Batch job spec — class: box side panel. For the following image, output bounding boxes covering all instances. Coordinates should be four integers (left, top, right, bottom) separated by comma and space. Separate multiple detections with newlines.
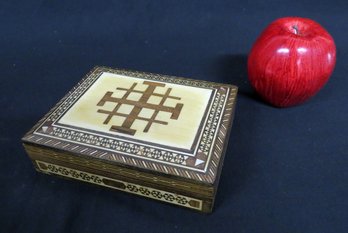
23, 143, 214, 197
23, 143, 214, 213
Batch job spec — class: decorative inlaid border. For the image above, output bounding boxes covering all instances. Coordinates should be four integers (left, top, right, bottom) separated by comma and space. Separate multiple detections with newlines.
23, 67, 238, 183
36, 160, 202, 210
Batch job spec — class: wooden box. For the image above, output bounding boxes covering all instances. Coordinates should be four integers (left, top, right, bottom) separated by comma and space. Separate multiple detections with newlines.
22, 67, 238, 213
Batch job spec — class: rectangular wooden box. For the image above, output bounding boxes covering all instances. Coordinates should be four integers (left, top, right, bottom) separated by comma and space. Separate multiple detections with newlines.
22, 67, 238, 213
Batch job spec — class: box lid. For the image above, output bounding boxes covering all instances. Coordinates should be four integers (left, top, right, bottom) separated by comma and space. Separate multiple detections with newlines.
22, 67, 237, 184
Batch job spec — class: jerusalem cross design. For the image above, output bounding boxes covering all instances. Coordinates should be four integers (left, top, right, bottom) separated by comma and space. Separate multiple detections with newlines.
97, 81, 184, 136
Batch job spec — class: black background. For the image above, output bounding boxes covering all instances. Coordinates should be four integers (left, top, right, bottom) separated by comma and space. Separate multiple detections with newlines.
1, 1, 347, 232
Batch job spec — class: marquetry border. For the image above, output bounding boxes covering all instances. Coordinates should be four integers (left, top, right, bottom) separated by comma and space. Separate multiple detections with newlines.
36, 160, 203, 210
22, 67, 238, 184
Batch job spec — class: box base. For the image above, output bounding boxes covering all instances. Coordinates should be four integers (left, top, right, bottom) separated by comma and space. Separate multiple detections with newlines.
24, 143, 215, 213
35, 160, 204, 211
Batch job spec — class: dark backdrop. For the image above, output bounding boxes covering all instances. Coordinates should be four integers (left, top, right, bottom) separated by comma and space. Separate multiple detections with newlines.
1, 1, 347, 232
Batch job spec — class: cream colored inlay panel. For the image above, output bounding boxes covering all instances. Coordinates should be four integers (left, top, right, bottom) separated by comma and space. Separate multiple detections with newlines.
58, 72, 212, 150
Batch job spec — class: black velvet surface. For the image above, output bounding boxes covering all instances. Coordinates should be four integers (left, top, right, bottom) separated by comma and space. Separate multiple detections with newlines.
1, 1, 347, 232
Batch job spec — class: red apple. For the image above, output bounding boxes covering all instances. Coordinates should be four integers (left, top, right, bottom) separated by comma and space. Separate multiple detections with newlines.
248, 17, 336, 107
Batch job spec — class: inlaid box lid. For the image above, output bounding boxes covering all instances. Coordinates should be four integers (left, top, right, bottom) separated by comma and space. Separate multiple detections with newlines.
22, 67, 238, 184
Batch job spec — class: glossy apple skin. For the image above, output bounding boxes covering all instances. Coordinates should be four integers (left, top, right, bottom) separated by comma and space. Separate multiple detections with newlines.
248, 17, 336, 107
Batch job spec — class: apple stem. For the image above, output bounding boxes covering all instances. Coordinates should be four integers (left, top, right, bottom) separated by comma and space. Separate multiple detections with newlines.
292, 25, 299, 35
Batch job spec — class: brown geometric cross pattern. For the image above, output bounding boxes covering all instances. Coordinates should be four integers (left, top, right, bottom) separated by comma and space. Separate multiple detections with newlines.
97, 81, 183, 136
